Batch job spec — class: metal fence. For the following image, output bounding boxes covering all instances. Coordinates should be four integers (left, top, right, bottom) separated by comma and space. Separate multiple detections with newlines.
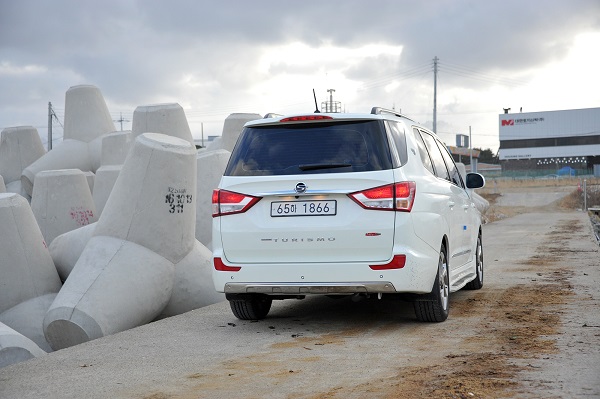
485, 168, 594, 179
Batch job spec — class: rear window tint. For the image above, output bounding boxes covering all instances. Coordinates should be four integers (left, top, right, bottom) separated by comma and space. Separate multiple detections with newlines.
225, 120, 393, 176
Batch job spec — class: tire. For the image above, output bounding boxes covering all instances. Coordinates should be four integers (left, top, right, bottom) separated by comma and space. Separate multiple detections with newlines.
465, 233, 484, 290
229, 295, 272, 320
414, 244, 450, 322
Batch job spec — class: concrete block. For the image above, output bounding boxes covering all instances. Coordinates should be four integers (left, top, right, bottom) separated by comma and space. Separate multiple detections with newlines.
20, 85, 116, 196
92, 166, 122, 216
0, 193, 61, 314
206, 113, 260, 152
100, 131, 132, 166
0, 126, 46, 185
43, 133, 197, 349
95, 133, 197, 263
44, 236, 174, 350
5, 180, 29, 201
31, 169, 98, 245
132, 103, 193, 145
92, 131, 132, 215
0, 175, 5, 193
21, 139, 92, 196
195, 149, 230, 247
0, 294, 56, 353
49, 223, 96, 281
83, 171, 95, 194
158, 240, 224, 319
0, 322, 46, 369
63, 85, 115, 143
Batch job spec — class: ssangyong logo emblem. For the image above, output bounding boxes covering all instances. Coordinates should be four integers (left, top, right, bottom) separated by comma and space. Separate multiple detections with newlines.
501, 119, 514, 126
295, 182, 307, 194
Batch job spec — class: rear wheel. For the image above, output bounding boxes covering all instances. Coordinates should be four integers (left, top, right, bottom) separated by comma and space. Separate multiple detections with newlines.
414, 244, 449, 322
465, 233, 483, 290
228, 295, 272, 320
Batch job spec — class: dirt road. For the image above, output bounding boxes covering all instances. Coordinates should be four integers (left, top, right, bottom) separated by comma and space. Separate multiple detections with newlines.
1, 186, 599, 398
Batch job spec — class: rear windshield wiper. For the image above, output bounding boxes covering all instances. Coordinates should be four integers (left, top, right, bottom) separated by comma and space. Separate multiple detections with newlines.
298, 163, 352, 171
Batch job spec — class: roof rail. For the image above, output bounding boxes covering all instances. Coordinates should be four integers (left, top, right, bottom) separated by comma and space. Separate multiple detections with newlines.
370, 107, 415, 122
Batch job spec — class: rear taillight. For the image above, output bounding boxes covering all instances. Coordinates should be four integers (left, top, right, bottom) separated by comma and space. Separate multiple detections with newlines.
348, 182, 416, 212
213, 257, 241, 272
370, 255, 406, 270
212, 189, 261, 217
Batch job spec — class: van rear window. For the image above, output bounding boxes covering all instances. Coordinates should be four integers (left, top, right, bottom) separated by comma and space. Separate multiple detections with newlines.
225, 120, 394, 176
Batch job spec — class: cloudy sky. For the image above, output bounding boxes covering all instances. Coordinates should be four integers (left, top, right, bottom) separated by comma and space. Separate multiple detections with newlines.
1, 0, 599, 152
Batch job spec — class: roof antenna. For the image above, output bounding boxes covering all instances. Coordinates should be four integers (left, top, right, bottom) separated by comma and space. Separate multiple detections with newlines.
313, 89, 320, 113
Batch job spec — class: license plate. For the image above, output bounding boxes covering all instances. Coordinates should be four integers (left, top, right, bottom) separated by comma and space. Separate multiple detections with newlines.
271, 200, 337, 217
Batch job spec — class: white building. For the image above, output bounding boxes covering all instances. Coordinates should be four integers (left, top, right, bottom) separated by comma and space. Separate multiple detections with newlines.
498, 107, 600, 174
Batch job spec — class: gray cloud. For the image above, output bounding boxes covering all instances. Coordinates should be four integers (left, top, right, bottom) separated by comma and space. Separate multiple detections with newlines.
1, 0, 599, 150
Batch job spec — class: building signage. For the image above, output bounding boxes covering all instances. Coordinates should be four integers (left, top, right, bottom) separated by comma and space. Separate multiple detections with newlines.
503, 154, 532, 159
501, 117, 545, 126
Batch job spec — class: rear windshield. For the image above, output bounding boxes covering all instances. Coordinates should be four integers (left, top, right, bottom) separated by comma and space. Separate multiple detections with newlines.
225, 120, 395, 176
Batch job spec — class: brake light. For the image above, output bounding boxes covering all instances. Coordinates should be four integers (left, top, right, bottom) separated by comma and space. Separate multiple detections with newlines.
280, 115, 333, 122
370, 255, 406, 270
212, 189, 261, 217
348, 182, 416, 212
214, 257, 241, 272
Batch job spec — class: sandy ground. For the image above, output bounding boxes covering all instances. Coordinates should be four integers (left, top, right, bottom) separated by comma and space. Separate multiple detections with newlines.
0, 182, 599, 399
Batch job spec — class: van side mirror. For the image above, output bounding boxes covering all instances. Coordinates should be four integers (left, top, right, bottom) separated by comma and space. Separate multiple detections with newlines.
465, 173, 485, 189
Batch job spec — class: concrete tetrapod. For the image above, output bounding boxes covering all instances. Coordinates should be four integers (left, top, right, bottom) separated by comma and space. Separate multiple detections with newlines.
0, 175, 5, 193
205, 112, 261, 152
21, 85, 116, 196
158, 240, 224, 319
48, 223, 96, 281
132, 103, 194, 144
43, 133, 198, 350
92, 131, 133, 215
0, 126, 46, 199
0, 322, 46, 368
195, 149, 231, 248
31, 169, 98, 246
0, 193, 62, 315
0, 294, 57, 352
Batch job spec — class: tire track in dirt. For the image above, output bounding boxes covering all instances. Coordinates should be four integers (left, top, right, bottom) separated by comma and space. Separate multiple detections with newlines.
138, 219, 587, 399
296, 218, 583, 399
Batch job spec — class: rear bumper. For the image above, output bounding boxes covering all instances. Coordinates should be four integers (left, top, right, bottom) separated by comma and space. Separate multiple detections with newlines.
212, 250, 439, 295
223, 282, 397, 295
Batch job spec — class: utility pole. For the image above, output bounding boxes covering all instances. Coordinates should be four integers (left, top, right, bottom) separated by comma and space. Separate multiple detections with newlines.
327, 89, 335, 113
433, 56, 438, 133
115, 112, 130, 131
47, 102, 53, 151
469, 126, 473, 172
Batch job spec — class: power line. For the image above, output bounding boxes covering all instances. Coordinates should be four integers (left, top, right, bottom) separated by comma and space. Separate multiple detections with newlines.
440, 61, 530, 88
358, 62, 432, 91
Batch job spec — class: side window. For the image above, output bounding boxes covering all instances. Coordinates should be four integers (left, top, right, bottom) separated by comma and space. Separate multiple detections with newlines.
386, 121, 408, 166
412, 128, 434, 175
420, 130, 450, 181
436, 139, 465, 188
384, 121, 401, 168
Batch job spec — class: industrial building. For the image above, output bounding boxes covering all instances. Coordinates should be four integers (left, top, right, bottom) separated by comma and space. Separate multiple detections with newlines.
498, 107, 600, 176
